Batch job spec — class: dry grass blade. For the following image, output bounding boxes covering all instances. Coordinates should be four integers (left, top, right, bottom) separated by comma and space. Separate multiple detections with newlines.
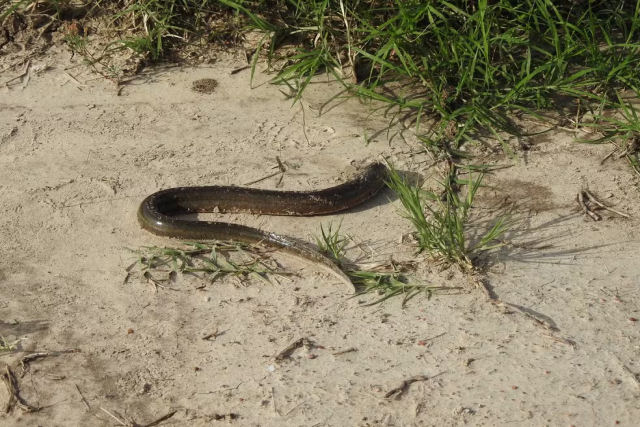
2, 365, 39, 413
583, 190, 630, 219
384, 373, 443, 399
139, 410, 178, 427
314, 220, 462, 305
577, 191, 601, 221
274, 338, 312, 361
577, 190, 630, 221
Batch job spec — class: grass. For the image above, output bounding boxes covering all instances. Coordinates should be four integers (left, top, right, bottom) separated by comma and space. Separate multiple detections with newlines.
315, 220, 349, 265
131, 225, 459, 306
0, 336, 19, 352
385, 163, 509, 268
578, 93, 640, 174
315, 220, 461, 306
3, 1, 638, 301
131, 241, 293, 289
218, 1, 640, 159
4, 1, 640, 162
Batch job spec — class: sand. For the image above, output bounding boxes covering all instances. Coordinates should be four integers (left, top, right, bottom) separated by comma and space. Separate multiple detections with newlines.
1, 45, 639, 426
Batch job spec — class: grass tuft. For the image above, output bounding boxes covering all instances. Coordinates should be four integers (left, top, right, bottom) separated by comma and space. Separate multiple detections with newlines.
0, 336, 20, 353
315, 220, 348, 265
131, 241, 292, 288
385, 162, 508, 268
314, 221, 460, 305
350, 269, 461, 307
5, 1, 640, 163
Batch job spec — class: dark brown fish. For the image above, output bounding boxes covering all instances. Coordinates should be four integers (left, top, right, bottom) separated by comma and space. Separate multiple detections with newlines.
137, 163, 388, 289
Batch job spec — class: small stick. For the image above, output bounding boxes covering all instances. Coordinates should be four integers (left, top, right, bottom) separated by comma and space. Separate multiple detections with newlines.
275, 156, 287, 187
2, 60, 30, 86
140, 410, 177, 427
274, 338, 309, 361
384, 373, 441, 399
75, 384, 90, 410
243, 171, 281, 186
100, 407, 128, 426
332, 347, 357, 356
202, 328, 221, 341
143, 271, 181, 292
583, 190, 630, 218
577, 191, 601, 221
230, 65, 250, 75
2, 366, 39, 413
601, 147, 617, 164
16, 348, 79, 377
271, 387, 281, 416
244, 157, 287, 186
63, 71, 87, 88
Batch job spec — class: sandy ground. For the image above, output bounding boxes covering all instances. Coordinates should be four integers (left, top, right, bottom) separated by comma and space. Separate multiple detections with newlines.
1, 45, 640, 426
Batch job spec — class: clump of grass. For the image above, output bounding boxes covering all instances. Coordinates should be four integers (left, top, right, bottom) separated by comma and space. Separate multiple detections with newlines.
580, 93, 640, 174
2, 1, 245, 62
314, 220, 459, 305
131, 241, 292, 288
0, 336, 20, 353
349, 269, 461, 307
385, 164, 508, 269
7, 1, 640, 159
220, 1, 640, 162
315, 220, 349, 265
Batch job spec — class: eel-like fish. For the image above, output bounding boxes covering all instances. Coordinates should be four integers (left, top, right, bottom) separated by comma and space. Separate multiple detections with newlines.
138, 162, 388, 289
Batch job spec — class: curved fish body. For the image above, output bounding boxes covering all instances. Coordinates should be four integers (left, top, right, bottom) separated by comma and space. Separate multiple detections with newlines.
137, 163, 388, 289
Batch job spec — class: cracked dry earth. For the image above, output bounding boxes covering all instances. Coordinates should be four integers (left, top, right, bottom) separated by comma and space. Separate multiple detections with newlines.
1, 47, 640, 426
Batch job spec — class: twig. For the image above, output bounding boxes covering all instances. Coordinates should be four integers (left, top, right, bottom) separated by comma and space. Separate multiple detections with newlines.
583, 190, 630, 218
243, 170, 281, 186
275, 156, 286, 187
123, 261, 137, 285
384, 373, 441, 399
3, 60, 30, 87
143, 271, 181, 292
332, 347, 357, 356
274, 338, 310, 361
230, 65, 250, 75
100, 407, 128, 426
2, 366, 39, 413
472, 277, 575, 347
601, 147, 617, 164
244, 157, 287, 186
19, 352, 50, 376
271, 387, 281, 416
75, 384, 90, 411
202, 328, 222, 341
140, 410, 177, 427
63, 71, 87, 88
577, 191, 601, 221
